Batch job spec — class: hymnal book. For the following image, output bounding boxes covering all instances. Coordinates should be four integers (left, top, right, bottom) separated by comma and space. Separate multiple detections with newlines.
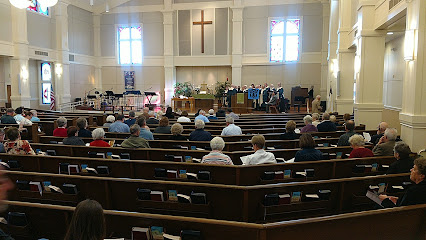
279, 194, 291, 204
317, 143, 324, 147
266, 147, 275, 150
108, 140, 115, 147
177, 194, 191, 204
42, 181, 51, 192
154, 168, 167, 178
323, 143, 329, 147
186, 173, 197, 180
305, 169, 315, 178
372, 163, 378, 172
7, 160, 20, 169
191, 146, 196, 150
379, 165, 390, 171
294, 129, 301, 134
111, 154, 121, 159
167, 170, 178, 179
303, 193, 319, 202
192, 158, 201, 163
331, 144, 338, 147
276, 158, 285, 163
369, 185, 379, 190
16, 180, 30, 191
294, 171, 307, 178
180, 230, 201, 240
336, 152, 343, 159
180, 146, 189, 150
165, 155, 175, 161
378, 183, 387, 194
163, 233, 180, 240
86, 167, 98, 175
196, 148, 204, 151
174, 156, 183, 162
284, 170, 292, 179
68, 165, 80, 175
106, 152, 113, 159
59, 163, 70, 174
264, 193, 279, 206
150, 226, 164, 240
197, 171, 210, 181
168, 190, 178, 202
274, 171, 284, 180
48, 185, 63, 194
262, 172, 275, 180
97, 166, 110, 175
190, 192, 207, 204
366, 190, 384, 208
81, 164, 88, 173
132, 227, 151, 240
29, 181, 42, 195
62, 183, 78, 194
184, 156, 192, 163
363, 132, 371, 142
179, 170, 187, 179
318, 189, 332, 200
137, 188, 151, 200
291, 192, 302, 203
150, 191, 164, 202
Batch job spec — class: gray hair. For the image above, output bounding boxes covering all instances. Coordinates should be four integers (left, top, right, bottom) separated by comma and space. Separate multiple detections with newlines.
384, 128, 398, 141
208, 109, 215, 115
394, 141, 411, 159
199, 110, 206, 116
92, 128, 105, 140
130, 124, 141, 135
312, 113, 320, 121
329, 115, 337, 123
225, 117, 234, 124
156, 111, 163, 120
30, 110, 37, 116
349, 134, 365, 147
57, 117, 67, 127
129, 111, 136, 118
195, 120, 205, 129
106, 115, 115, 123
171, 123, 184, 136
210, 137, 225, 151
303, 115, 313, 124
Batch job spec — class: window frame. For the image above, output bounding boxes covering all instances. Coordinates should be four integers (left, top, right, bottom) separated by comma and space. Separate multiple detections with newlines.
116, 24, 143, 65
268, 17, 303, 64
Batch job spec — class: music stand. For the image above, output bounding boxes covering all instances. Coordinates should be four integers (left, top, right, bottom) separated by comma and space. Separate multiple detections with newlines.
144, 92, 157, 108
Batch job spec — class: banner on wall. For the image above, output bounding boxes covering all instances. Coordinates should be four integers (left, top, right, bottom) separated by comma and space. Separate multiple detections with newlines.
124, 71, 135, 90
248, 88, 260, 100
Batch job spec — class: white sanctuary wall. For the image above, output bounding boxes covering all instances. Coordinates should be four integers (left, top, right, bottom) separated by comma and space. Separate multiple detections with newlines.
68, 5, 94, 56
27, 8, 56, 50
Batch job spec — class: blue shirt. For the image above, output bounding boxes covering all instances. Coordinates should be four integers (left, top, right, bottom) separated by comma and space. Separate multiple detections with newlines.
221, 124, 242, 136
109, 121, 130, 133
195, 115, 210, 123
208, 116, 218, 120
30, 116, 40, 122
139, 128, 154, 140
14, 114, 24, 122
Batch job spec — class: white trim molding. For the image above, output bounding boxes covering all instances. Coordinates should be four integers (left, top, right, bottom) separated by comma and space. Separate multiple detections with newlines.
0, 40, 14, 57
399, 113, 426, 129
100, 56, 165, 67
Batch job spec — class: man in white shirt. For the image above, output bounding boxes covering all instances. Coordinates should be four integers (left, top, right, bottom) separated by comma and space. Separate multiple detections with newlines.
177, 111, 191, 123
221, 117, 242, 136
240, 135, 277, 165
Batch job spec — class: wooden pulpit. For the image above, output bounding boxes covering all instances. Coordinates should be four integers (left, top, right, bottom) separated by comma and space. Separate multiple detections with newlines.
230, 93, 253, 114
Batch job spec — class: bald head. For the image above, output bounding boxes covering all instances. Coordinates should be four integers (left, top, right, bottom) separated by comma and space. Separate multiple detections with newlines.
345, 120, 355, 131
378, 122, 389, 134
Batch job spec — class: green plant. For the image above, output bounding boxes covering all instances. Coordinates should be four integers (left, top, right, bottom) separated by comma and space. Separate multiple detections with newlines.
214, 81, 230, 99
174, 82, 193, 97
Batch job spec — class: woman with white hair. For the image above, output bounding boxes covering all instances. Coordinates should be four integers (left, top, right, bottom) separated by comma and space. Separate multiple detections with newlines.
300, 115, 318, 133
207, 109, 218, 120
53, 117, 68, 137
189, 120, 212, 141
311, 113, 321, 127
103, 115, 115, 128
201, 137, 233, 165
170, 123, 187, 140
89, 128, 110, 147
348, 134, 373, 158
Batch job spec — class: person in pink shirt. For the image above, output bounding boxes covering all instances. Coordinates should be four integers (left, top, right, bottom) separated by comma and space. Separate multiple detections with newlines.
348, 134, 374, 158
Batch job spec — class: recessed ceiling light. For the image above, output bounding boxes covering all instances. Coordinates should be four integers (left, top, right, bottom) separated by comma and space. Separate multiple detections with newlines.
387, 32, 394, 35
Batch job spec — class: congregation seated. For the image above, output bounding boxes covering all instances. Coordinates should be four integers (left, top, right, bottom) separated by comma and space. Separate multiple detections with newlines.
3, 127, 35, 155
137, 117, 153, 140
14, 107, 24, 123
195, 110, 210, 123
121, 124, 150, 148
380, 157, 426, 207
337, 120, 357, 146
53, 117, 68, 137
124, 111, 136, 127
348, 134, 374, 158
63, 126, 85, 146
0, 166, 14, 239
387, 142, 414, 174
90, 128, 110, 147
103, 115, 115, 128
18, 110, 33, 130
30, 109, 40, 122
343, 113, 351, 124
330, 115, 339, 126
142, 107, 150, 119
201, 137, 233, 165
170, 123, 187, 140
189, 120, 212, 141
300, 115, 317, 133
294, 133, 322, 162
279, 120, 299, 140
370, 122, 389, 145
0, 129, 5, 153
373, 128, 397, 156
221, 117, 242, 136
0, 108, 16, 124
154, 117, 171, 134
226, 108, 239, 120
240, 135, 276, 165
146, 111, 159, 124
164, 107, 174, 119
317, 113, 337, 132
177, 111, 191, 123
311, 113, 321, 127
109, 114, 130, 133
77, 117, 92, 138
65, 199, 105, 240
207, 109, 218, 120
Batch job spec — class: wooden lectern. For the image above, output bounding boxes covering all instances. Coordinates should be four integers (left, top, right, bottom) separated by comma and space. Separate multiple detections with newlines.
230, 93, 253, 114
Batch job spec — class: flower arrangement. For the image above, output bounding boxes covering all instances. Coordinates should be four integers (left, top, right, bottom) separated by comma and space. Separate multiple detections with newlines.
174, 82, 193, 97
214, 81, 230, 99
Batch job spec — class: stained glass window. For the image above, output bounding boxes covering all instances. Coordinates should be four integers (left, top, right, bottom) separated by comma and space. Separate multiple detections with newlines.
118, 26, 142, 64
270, 19, 300, 62
41, 63, 52, 104
27, 0, 49, 16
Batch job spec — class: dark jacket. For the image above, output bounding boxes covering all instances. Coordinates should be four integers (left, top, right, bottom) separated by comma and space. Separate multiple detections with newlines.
279, 132, 300, 140
63, 136, 86, 146
387, 157, 415, 174
189, 129, 212, 141
170, 135, 188, 141
373, 140, 396, 156
295, 148, 323, 162
337, 131, 358, 146
370, 133, 383, 145
146, 118, 159, 125
317, 121, 337, 132
0, 115, 16, 124
382, 180, 426, 207
124, 118, 136, 127
78, 129, 92, 138
154, 126, 171, 134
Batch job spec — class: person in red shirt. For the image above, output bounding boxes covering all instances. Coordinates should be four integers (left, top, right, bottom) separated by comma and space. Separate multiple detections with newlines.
89, 128, 110, 147
53, 117, 68, 137
348, 134, 374, 158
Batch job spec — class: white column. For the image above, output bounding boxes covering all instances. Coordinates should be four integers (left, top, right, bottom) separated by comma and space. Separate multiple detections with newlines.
335, 0, 354, 114
231, 1, 243, 87
93, 14, 103, 91
10, 7, 30, 108
399, 0, 426, 152
163, 0, 175, 106
353, 2, 386, 129
326, 0, 338, 112
320, 0, 330, 100
55, 0, 71, 105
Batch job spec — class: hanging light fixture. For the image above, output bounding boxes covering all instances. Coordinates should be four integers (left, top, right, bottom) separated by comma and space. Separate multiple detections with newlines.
9, 0, 31, 9
105, 2, 109, 12
90, 0, 94, 6
37, 0, 58, 7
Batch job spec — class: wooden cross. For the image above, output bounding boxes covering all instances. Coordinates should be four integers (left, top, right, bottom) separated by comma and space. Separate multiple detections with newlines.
193, 10, 213, 53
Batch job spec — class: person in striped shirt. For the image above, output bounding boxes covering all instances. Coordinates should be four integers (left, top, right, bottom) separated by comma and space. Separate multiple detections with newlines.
201, 137, 233, 165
